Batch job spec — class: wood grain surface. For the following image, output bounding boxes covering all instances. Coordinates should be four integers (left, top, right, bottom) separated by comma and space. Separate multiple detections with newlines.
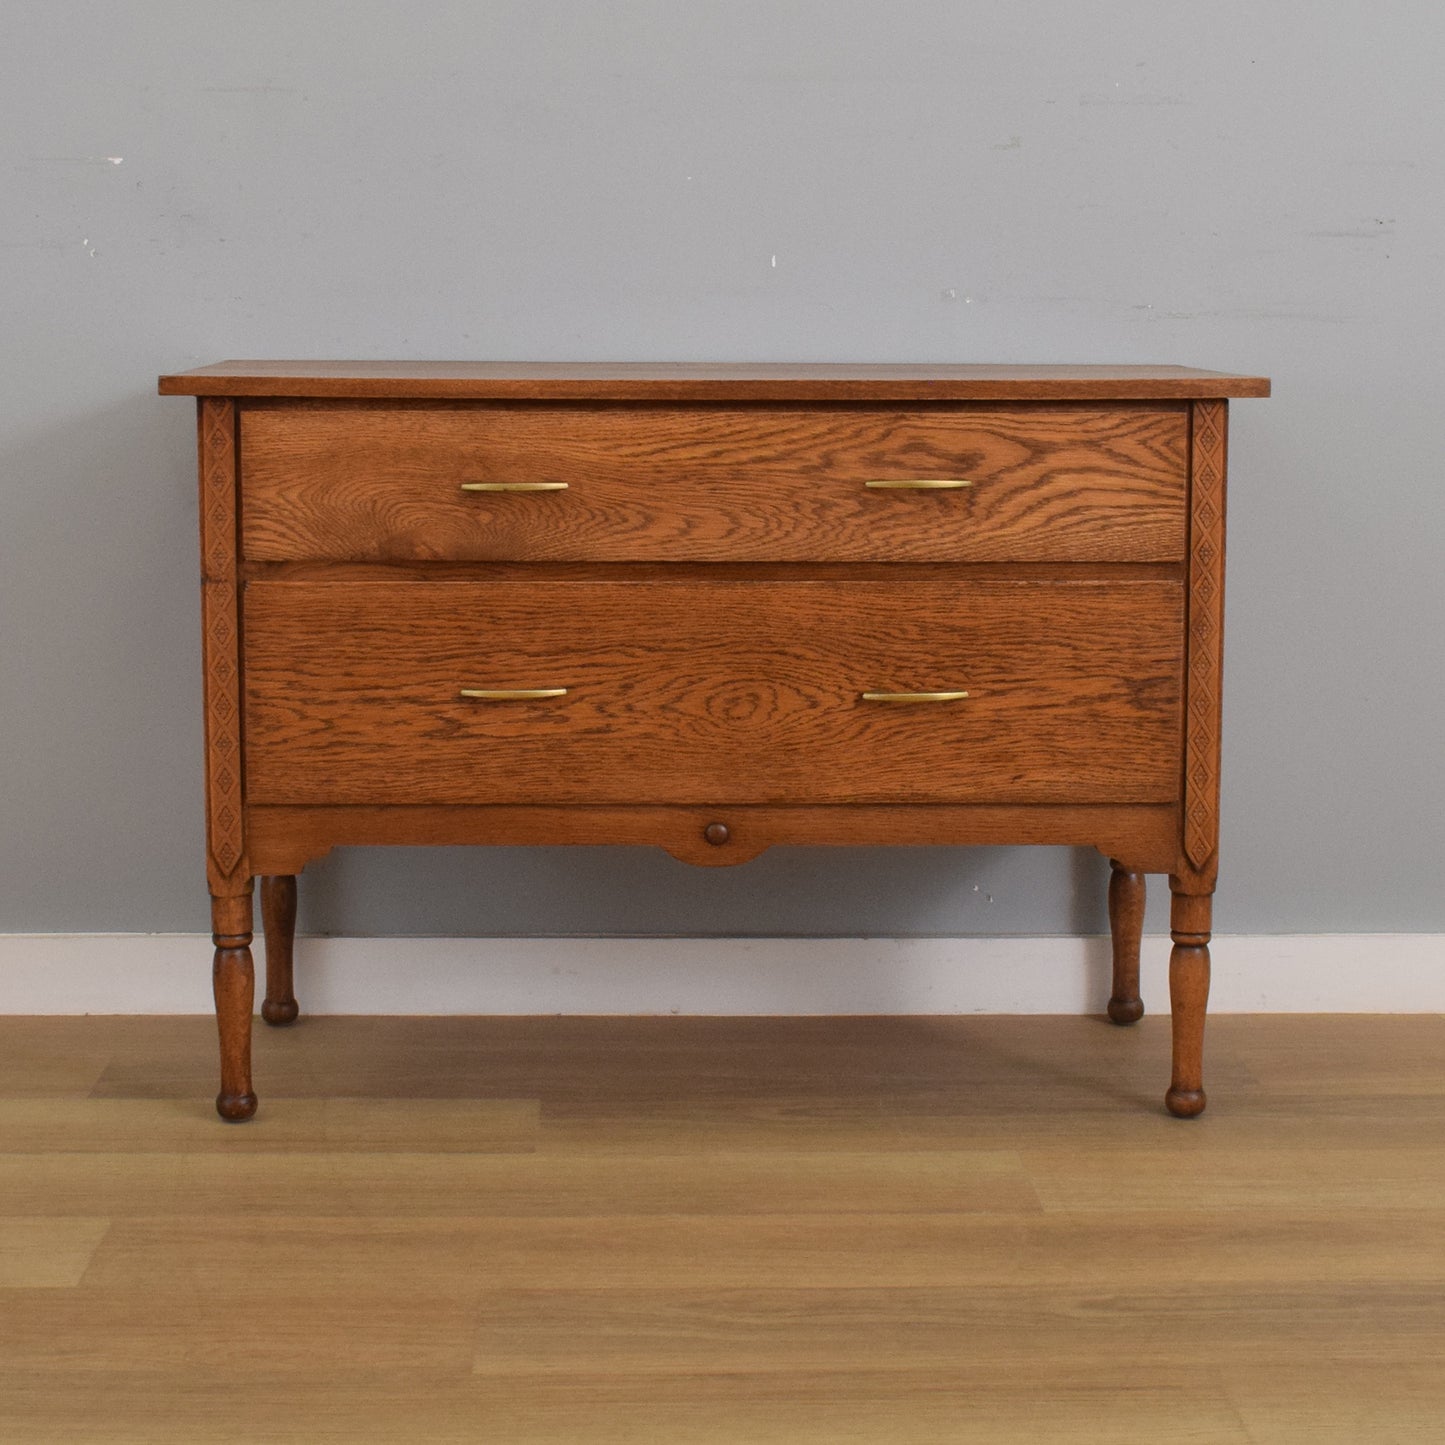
158, 359, 1273, 400
196, 399, 247, 895
0, 1013, 1437, 1443
169, 371, 1266, 1126
1185, 399, 1228, 874
242, 578, 1184, 807
245, 802, 1183, 873
239, 403, 1188, 563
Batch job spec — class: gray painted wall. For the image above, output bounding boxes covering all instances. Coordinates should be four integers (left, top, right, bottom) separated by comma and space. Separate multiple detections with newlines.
2, 1, 1441, 938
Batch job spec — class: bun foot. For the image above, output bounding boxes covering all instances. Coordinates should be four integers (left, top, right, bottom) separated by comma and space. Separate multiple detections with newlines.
1107, 994, 1145, 1025
261, 998, 300, 1026
1165, 1087, 1207, 1118
216, 1090, 258, 1122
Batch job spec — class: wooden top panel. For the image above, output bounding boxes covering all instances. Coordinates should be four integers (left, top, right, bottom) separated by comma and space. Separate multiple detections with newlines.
159, 360, 1270, 401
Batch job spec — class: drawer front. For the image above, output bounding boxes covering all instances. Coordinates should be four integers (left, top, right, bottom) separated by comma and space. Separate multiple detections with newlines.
240, 403, 1187, 563
244, 579, 1184, 806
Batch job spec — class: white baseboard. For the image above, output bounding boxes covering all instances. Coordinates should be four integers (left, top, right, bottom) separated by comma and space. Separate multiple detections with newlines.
1, 933, 1441, 1014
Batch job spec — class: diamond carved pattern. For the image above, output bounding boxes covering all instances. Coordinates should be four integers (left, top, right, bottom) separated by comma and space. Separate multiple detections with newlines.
1184, 400, 1226, 872
201, 400, 237, 579
199, 399, 246, 891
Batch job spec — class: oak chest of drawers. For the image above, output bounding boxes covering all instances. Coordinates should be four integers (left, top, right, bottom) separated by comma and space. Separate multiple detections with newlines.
160, 362, 1269, 1121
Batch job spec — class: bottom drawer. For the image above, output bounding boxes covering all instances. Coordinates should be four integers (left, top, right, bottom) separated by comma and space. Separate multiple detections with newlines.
243, 578, 1183, 806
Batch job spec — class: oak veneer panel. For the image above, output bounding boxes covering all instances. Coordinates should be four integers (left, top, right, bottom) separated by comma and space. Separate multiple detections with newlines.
81, 1206, 1445, 1296
243, 578, 1184, 806
0, 1217, 111, 1288
1022, 1144, 1445, 1212
240, 403, 1188, 563
538, 1090, 1445, 1154
469, 1282, 1445, 1376
0, 1097, 539, 1154
1226, 1362, 1445, 1445
159, 359, 1272, 400
1231, 1012, 1445, 1097
0, 1291, 480, 1374
0, 1371, 1255, 1445
93, 1013, 1205, 1105
0, 1018, 111, 1098
0, 1149, 1037, 1220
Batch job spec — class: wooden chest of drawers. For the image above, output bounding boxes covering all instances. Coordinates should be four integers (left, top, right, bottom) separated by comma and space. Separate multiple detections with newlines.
160, 362, 1268, 1121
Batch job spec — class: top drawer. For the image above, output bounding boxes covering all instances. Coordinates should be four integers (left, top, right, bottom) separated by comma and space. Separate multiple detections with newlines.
239, 402, 1187, 563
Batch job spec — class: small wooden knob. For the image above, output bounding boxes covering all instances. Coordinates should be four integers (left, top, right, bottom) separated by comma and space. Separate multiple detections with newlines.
703, 822, 730, 847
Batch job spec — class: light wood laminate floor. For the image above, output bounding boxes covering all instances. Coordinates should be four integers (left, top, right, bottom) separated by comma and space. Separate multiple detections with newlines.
1, 1012, 1442, 1443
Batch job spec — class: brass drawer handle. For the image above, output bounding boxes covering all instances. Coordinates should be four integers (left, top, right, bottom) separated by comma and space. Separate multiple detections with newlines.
459, 481, 569, 492
863, 478, 973, 490
459, 688, 569, 701
861, 690, 969, 703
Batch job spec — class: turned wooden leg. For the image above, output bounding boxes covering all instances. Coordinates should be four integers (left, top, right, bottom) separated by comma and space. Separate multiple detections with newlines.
212, 890, 257, 1122
260, 874, 300, 1026
1106, 860, 1146, 1024
1165, 884, 1212, 1118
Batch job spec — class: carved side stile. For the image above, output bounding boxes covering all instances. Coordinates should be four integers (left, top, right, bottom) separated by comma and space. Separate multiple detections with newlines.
1184, 400, 1227, 874
198, 398, 247, 894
